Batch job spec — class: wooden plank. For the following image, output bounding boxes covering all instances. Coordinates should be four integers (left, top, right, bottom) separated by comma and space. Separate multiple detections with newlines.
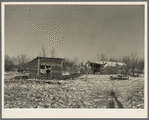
40, 75, 52, 80
40, 61, 62, 64
52, 71, 62, 74
28, 68, 37, 70
52, 69, 61, 71
29, 63, 37, 66
29, 69, 37, 71
40, 63, 62, 65
52, 66, 61, 69
37, 58, 40, 76
52, 73, 62, 76
40, 59, 62, 63
29, 72, 37, 74
28, 66, 37, 68
52, 68, 62, 70
29, 64, 37, 67
29, 74, 38, 79
40, 63, 62, 67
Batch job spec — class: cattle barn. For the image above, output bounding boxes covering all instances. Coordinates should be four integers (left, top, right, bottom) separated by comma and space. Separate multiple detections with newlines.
28, 57, 63, 80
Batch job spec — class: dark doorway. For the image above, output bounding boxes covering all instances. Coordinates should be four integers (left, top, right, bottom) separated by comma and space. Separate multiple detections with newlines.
46, 68, 51, 79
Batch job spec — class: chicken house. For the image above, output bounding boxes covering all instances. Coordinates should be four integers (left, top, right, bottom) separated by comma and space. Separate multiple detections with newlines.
28, 57, 63, 80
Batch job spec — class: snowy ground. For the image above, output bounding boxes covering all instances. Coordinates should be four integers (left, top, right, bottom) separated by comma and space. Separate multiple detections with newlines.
4, 73, 144, 109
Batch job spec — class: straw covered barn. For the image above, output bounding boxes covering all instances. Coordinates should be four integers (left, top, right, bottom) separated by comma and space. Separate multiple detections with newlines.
83, 60, 126, 74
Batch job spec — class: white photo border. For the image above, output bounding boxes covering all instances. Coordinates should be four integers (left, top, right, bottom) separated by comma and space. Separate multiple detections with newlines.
2, 2, 148, 118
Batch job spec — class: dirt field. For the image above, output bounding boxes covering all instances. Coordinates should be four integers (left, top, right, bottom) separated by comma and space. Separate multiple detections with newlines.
4, 73, 144, 109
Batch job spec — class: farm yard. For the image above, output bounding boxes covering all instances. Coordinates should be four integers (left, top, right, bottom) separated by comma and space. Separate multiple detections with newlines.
4, 72, 144, 109
3, 4, 147, 119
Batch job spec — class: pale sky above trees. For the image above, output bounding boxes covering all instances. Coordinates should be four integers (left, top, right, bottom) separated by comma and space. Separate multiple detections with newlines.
5, 5, 144, 62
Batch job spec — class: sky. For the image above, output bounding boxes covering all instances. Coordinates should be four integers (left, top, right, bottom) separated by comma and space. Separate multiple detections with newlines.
5, 5, 144, 62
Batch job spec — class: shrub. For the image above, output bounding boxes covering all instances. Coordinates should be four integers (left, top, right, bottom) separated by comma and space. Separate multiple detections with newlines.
101, 66, 119, 74
14, 76, 22, 80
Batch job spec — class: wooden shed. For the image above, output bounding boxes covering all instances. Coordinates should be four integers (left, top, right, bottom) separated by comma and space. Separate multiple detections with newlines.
28, 57, 63, 80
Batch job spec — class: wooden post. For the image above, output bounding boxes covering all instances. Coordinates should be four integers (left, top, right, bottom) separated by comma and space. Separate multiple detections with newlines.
37, 58, 40, 79
47, 71, 49, 79
85, 68, 89, 81
51, 66, 53, 80
85, 63, 89, 81
61, 60, 63, 80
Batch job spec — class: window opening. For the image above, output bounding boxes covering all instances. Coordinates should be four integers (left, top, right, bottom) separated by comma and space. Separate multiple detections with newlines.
40, 66, 45, 69
46, 66, 51, 69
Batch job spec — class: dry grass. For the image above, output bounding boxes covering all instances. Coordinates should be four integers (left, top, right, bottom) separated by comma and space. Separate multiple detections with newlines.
4, 73, 144, 109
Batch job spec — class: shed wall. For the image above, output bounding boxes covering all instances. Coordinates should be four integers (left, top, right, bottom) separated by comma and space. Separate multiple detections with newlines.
28, 58, 38, 79
40, 59, 62, 65
29, 58, 63, 79
39, 59, 63, 79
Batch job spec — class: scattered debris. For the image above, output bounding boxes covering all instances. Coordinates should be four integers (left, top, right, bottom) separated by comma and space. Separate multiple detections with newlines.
110, 74, 129, 80
4, 74, 144, 109
132, 73, 139, 77
22, 76, 29, 79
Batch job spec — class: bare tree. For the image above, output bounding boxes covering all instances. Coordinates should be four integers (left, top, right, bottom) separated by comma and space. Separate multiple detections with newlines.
11, 56, 18, 65
122, 53, 140, 75
39, 44, 47, 57
5, 55, 15, 72
51, 47, 56, 58
109, 57, 119, 62
138, 58, 144, 72
17, 54, 29, 72
97, 54, 107, 61
62, 57, 78, 75
130, 53, 139, 75
121, 55, 131, 75
42, 44, 47, 57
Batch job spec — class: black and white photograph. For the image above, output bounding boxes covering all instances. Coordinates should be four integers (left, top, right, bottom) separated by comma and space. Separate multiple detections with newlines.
2, 2, 148, 118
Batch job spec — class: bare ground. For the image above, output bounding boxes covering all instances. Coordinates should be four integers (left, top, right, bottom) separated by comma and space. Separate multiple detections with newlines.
4, 73, 144, 109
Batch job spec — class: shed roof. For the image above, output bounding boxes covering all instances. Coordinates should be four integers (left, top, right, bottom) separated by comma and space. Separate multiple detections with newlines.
29, 57, 63, 63
83, 60, 126, 67
37, 57, 63, 60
